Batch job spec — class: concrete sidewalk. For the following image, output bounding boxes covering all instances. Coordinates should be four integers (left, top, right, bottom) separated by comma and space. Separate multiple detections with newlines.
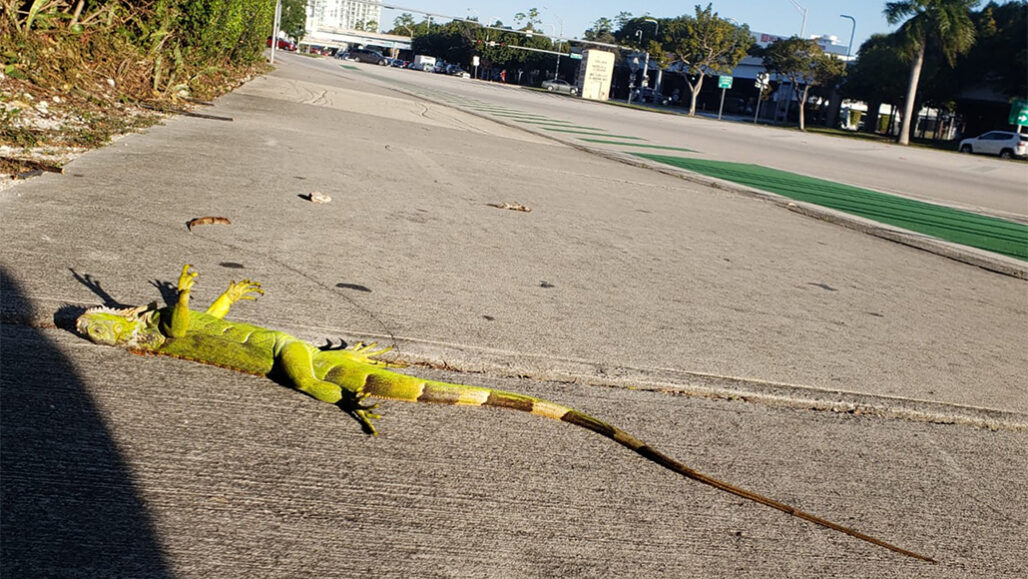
2, 58, 1026, 577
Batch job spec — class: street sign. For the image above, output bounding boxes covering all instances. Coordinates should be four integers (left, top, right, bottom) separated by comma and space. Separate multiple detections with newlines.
472, 55, 480, 67
569, 53, 583, 60
1009, 98, 1028, 126
718, 75, 733, 89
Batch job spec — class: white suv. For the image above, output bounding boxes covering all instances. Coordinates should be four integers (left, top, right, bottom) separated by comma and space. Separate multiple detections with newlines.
958, 131, 1027, 159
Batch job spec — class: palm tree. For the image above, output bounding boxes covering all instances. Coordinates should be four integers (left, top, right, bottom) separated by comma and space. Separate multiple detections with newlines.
884, 0, 978, 145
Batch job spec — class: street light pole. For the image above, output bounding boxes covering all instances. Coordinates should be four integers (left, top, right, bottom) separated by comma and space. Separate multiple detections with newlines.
840, 14, 856, 58
640, 18, 658, 93
269, 0, 282, 63
787, 0, 807, 37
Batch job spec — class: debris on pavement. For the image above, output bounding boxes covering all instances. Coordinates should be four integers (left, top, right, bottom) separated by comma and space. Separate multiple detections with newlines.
186, 216, 232, 231
301, 191, 332, 203
488, 201, 532, 212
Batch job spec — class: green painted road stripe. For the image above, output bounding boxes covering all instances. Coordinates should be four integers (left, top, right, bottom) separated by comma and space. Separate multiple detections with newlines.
581, 139, 694, 152
518, 120, 603, 130
635, 155, 1028, 260
490, 112, 553, 120
544, 127, 646, 140
341, 65, 359, 70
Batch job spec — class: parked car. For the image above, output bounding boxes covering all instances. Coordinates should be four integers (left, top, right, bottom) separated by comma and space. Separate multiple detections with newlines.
266, 37, 296, 51
541, 79, 578, 95
632, 86, 677, 105
347, 48, 388, 65
445, 64, 471, 78
958, 131, 1027, 159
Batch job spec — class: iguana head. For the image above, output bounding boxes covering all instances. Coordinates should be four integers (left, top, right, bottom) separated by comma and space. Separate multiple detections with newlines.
76, 302, 165, 350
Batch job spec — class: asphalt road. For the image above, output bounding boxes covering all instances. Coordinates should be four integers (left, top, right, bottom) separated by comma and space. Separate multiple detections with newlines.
2, 54, 1026, 577
327, 57, 1028, 223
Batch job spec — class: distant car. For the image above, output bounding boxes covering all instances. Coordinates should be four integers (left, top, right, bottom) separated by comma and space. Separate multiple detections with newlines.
266, 37, 296, 51
632, 86, 674, 104
444, 64, 471, 78
958, 131, 1027, 159
541, 79, 578, 95
347, 49, 388, 65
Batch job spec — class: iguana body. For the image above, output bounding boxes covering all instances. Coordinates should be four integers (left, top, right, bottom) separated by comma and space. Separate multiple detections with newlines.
76, 264, 934, 563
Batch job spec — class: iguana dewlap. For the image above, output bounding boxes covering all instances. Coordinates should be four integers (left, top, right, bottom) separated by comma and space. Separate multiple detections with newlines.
75, 264, 934, 563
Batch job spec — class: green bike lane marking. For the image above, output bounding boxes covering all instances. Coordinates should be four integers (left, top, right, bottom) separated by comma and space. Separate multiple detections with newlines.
542, 127, 646, 140
512, 120, 603, 130
634, 154, 1028, 260
580, 139, 694, 152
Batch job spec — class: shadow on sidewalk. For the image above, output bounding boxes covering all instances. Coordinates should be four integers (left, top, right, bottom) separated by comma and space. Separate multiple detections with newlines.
1, 269, 173, 578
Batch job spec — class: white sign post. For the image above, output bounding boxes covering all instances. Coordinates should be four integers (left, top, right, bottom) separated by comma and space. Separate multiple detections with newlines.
753, 73, 769, 124
717, 75, 733, 120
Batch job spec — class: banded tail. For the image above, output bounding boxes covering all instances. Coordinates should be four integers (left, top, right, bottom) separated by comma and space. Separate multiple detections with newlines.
354, 368, 936, 563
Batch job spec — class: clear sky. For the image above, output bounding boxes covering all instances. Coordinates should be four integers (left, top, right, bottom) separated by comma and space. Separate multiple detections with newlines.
378, 1, 898, 54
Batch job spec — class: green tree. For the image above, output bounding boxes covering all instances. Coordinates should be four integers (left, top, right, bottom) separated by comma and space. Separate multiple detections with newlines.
955, 1, 1027, 97
280, 0, 307, 41
584, 17, 616, 43
885, 0, 979, 145
513, 8, 541, 30
389, 12, 416, 37
663, 4, 753, 116
763, 37, 847, 131
840, 33, 909, 133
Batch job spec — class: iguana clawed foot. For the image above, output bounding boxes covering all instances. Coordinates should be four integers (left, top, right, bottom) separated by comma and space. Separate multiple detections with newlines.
224, 279, 264, 303
177, 263, 199, 293
339, 388, 382, 435
349, 341, 399, 368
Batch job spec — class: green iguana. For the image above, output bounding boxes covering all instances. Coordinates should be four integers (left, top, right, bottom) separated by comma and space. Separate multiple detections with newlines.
76, 264, 935, 563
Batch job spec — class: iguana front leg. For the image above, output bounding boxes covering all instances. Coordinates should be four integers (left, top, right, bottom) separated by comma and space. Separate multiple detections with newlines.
164, 264, 198, 338
206, 279, 263, 319
279, 341, 382, 434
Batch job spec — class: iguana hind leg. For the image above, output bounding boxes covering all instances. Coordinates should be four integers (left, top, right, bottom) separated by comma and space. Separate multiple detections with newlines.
280, 341, 382, 434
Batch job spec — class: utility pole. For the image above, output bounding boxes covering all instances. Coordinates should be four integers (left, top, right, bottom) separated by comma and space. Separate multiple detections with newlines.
269, 0, 282, 63
640, 19, 658, 93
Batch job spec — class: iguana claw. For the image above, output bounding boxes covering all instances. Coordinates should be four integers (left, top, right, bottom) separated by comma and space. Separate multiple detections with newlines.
349, 341, 399, 367
177, 264, 198, 293
339, 388, 382, 435
226, 279, 264, 302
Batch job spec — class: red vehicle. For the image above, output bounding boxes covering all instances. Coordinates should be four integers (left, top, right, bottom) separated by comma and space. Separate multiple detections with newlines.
266, 37, 297, 51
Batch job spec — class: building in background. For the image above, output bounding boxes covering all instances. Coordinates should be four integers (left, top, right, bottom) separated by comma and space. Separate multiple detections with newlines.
306, 0, 382, 32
